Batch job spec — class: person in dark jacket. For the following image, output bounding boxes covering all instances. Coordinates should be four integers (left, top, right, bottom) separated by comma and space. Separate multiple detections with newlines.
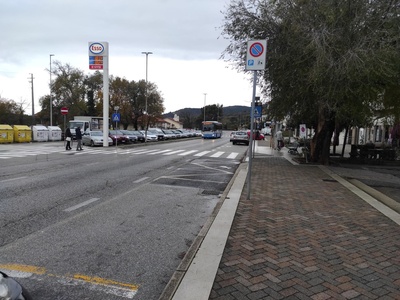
65, 127, 72, 150
75, 127, 83, 151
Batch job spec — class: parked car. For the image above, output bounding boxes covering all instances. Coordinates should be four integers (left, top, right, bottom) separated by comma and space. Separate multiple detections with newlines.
172, 130, 184, 138
247, 130, 265, 140
162, 129, 177, 140
231, 131, 250, 145
82, 131, 113, 147
230, 131, 237, 142
140, 130, 158, 142
175, 129, 190, 138
182, 129, 195, 137
148, 128, 165, 140
109, 130, 130, 145
128, 130, 146, 143
120, 130, 138, 143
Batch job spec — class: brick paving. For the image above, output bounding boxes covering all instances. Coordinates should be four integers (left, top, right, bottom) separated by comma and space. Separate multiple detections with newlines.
209, 157, 400, 300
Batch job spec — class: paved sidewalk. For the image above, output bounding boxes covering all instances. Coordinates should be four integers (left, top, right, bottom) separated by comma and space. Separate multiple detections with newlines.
168, 141, 400, 300
209, 157, 400, 299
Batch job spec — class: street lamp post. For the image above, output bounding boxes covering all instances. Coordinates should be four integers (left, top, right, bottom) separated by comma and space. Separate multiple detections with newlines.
142, 51, 152, 142
49, 54, 55, 126
203, 93, 207, 124
141, 52, 153, 114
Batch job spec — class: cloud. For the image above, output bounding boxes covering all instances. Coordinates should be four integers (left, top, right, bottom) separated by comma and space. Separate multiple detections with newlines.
0, 0, 255, 114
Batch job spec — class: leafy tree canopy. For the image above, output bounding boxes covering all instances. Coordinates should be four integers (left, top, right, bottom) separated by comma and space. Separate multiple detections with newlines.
222, 0, 400, 164
38, 62, 165, 129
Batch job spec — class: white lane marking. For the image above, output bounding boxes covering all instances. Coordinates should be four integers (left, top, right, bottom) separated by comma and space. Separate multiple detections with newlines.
178, 150, 198, 156
194, 151, 211, 157
131, 149, 161, 154
0, 153, 29, 157
210, 151, 224, 158
148, 149, 172, 155
64, 198, 100, 212
1, 176, 28, 183
133, 177, 149, 183
163, 150, 185, 155
227, 152, 239, 159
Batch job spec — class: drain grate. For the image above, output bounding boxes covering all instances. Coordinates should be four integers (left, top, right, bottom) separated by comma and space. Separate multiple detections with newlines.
202, 190, 221, 195
322, 178, 337, 182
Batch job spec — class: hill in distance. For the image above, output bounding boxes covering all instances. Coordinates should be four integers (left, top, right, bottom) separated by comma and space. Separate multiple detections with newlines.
163, 105, 250, 118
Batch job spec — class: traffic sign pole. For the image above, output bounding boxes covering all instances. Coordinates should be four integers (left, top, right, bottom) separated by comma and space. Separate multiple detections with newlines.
63, 115, 66, 144
60, 107, 69, 143
245, 39, 267, 200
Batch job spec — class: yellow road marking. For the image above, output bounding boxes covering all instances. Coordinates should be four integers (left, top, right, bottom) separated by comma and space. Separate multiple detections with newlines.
0, 263, 139, 293
73, 274, 139, 290
0, 264, 46, 275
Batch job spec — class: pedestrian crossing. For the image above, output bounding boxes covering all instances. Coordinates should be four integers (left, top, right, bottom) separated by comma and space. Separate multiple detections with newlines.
0, 146, 242, 160
76, 147, 241, 160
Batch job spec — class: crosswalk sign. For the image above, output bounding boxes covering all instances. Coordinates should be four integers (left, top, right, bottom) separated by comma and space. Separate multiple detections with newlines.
112, 113, 121, 122
254, 106, 262, 118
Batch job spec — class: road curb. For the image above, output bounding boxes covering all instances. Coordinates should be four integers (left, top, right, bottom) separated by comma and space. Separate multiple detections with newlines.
159, 162, 248, 300
319, 166, 400, 226
346, 178, 400, 214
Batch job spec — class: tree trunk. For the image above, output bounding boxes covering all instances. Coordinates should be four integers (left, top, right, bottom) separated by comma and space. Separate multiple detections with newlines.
310, 106, 335, 165
341, 127, 349, 157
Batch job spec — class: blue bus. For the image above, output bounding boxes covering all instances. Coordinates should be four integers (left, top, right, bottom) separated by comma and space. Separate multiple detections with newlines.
202, 121, 223, 139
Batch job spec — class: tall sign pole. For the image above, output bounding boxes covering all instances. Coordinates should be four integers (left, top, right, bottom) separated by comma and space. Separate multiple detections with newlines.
49, 54, 55, 126
89, 42, 109, 146
245, 40, 267, 199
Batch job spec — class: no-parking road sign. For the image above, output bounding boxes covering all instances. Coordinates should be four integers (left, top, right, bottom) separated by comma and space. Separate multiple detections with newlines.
246, 40, 267, 70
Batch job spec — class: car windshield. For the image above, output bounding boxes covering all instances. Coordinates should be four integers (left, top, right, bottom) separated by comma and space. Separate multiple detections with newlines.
110, 130, 122, 135
236, 132, 247, 136
91, 131, 102, 136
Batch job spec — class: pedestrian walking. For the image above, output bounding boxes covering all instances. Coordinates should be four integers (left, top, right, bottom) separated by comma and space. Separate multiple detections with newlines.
75, 126, 83, 151
65, 127, 72, 150
276, 128, 283, 150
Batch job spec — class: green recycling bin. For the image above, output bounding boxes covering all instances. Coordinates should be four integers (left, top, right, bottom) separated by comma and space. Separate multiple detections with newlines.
0, 124, 14, 143
13, 125, 32, 143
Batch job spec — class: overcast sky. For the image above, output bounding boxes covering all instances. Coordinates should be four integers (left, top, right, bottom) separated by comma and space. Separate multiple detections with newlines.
0, 0, 256, 115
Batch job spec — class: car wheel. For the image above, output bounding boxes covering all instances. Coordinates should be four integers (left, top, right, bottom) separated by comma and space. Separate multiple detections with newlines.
90, 140, 95, 147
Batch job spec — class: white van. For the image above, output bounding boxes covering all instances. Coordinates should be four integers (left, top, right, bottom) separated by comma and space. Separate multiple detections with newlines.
261, 127, 272, 136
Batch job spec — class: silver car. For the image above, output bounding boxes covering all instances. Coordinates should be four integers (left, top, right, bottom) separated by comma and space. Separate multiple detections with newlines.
82, 131, 113, 146
140, 130, 158, 142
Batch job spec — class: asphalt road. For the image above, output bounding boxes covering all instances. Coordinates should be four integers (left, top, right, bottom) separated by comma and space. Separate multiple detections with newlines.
0, 135, 247, 299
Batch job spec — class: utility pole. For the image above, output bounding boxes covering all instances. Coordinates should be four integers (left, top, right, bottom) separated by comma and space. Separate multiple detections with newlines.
142, 51, 153, 143
49, 54, 55, 126
28, 73, 35, 126
203, 93, 207, 124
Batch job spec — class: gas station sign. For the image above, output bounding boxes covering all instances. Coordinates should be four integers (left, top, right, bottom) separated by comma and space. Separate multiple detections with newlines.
89, 56, 103, 69
88, 42, 108, 70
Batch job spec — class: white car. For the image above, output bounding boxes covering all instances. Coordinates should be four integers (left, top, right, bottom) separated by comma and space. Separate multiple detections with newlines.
82, 131, 113, 146
140, 130, 158, 142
